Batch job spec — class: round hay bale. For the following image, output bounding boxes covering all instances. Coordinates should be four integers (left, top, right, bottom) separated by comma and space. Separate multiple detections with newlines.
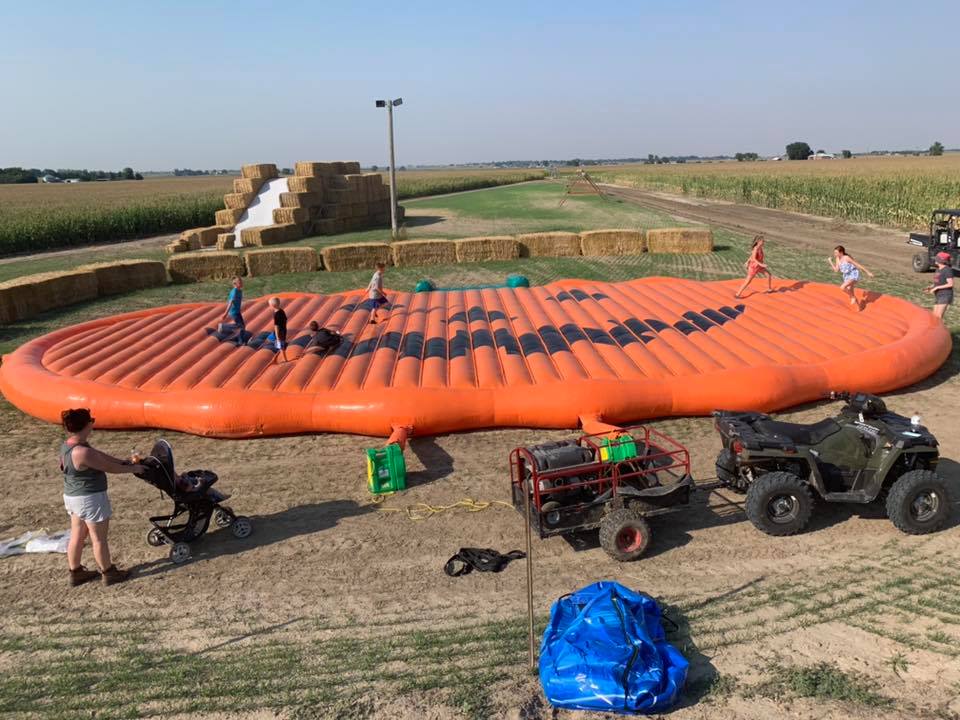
646, 228, 714, 254
516, 232, 582, 258
391, 240, 456, 267
579, 229, 646, 256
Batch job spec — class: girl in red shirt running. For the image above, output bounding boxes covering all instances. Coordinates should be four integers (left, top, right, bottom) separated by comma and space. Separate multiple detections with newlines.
735, 235, 773, 298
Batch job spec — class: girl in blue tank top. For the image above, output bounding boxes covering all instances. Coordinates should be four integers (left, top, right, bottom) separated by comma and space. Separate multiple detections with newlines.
829, 245, 874, 311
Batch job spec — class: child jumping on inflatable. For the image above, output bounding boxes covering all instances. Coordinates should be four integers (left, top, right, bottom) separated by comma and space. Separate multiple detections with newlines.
269, 297, 288, 364
367, 262, 389, 325
218, 277, 246, 346
829, 245, 874, 311
734, 235, 773, 298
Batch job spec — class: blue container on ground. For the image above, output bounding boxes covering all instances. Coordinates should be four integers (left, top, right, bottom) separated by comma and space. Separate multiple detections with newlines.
539, 581, 688, 714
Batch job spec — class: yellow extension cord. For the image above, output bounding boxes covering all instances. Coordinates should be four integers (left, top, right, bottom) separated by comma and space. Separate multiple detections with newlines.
369, 494, 513, 521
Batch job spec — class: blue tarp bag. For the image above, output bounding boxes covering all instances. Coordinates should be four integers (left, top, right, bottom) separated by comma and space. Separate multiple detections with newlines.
539, 581, 688, 714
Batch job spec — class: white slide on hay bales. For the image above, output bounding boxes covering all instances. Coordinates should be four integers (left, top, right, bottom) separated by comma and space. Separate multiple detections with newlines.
231, 177, 289, 248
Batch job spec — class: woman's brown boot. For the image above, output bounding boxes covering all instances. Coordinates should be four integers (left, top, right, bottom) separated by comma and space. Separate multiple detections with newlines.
69, 565, 99, 587
100, 565, 130, 586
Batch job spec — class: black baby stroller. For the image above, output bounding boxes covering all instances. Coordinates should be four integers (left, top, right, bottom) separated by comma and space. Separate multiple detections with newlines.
135, 440, 252, 564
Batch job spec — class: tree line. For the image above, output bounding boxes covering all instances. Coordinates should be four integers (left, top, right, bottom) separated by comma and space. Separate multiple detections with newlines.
0, 167, 144, 184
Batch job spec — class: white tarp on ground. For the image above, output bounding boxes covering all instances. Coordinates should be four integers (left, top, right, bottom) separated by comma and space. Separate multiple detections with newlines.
232, 177, 290, 248
0, 530, 70, 557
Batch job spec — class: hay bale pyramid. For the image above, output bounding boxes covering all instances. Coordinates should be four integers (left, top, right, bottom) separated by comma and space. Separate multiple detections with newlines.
169, 161, 403, 254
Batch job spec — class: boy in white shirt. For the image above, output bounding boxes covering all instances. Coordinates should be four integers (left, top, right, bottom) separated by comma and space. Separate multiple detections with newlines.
367, 262, 389, 324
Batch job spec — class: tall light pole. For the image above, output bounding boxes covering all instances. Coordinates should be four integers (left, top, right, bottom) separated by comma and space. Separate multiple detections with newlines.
375, 97, 402, 239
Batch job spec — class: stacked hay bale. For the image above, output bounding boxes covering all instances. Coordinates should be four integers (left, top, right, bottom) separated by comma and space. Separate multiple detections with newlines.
292, 161, 396, 236
167, 252, 245, 283
0, 270, 99, 324
516, 232, 582, 258
454, 236, 520, 262
579, 229, 646, 256
77, 260, 168, 296
646, 228, 714, 254
321, 243, 392, 272
244, 248, 319, 277
391, 240, 457, 267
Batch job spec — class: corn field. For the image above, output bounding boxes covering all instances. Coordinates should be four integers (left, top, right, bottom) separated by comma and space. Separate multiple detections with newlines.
0, 170, 544, 257
585, 155, 960, 231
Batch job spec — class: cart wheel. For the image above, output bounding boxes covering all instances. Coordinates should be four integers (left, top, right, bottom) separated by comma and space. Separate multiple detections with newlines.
214, 508, 233, 528
541, 501, 562, 528
231, 516, 253, 539
146, 528, 165, 547
169, 542, 191, 564
599, 509, 651, 562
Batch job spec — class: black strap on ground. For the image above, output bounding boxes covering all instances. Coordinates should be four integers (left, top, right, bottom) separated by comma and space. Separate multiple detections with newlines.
444, 547, 526, 577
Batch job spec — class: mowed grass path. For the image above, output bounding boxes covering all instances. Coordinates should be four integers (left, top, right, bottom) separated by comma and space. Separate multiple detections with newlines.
1, 540, 954, 719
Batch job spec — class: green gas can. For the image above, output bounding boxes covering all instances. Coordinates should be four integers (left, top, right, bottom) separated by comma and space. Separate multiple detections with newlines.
366, 443, 407, 494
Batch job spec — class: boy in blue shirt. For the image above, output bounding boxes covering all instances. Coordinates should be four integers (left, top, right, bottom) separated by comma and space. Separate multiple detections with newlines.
218, 276, 246, 346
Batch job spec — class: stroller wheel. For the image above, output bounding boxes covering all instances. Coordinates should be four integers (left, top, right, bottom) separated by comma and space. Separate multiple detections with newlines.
231, 516, 253, 539
146, 528, 166, 547
214, 508, 233, 528
169, 542, 191, 564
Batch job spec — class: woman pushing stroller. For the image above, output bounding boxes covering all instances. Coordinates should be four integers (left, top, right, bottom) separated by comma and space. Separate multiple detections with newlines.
60, 408, 146, 587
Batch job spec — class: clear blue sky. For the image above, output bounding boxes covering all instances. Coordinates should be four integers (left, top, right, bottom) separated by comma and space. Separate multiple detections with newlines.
3, 0, 957, 170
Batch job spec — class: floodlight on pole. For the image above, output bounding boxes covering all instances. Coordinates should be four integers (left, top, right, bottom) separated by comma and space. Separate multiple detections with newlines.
375, 97, 403, 238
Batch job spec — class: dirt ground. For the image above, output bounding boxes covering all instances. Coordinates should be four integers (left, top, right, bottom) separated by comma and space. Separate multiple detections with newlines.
1, 193, 959, 719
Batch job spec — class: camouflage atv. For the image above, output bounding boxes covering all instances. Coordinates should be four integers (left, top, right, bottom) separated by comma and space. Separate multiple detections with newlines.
713, 392, 950, 536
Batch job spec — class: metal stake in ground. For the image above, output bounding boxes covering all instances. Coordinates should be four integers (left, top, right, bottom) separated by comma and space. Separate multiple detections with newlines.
523, 476, 536, 671
375, 97, 403, 239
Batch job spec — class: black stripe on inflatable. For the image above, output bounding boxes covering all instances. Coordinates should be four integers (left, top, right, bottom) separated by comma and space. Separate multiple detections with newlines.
570, 289, 589, 301
538, 325, 568, 354
702, 309, 729, 325
340, 303, 359, 313
555, 291, 573, 302
448, 311, 467, 324
399, 332, 424, 359
609, 324, 638, 346
449, 331, 470, 358
424, 337, 447, 359
519, 332, 547, 355
591, 292, 610, 300
584, 328, 616, 345
645, 318, 670, 332
674, 320, 698, 335
468, 306, 486, 323
471, 329, 494, 349
381, 331, 402, 351
351, 338, 379, 356
683, 311, 715, 331
560, 323, 587, 344
494, 329, 521, 355
624, 318, 651, 335
487, 310, 507, 321
719, 305, 741, 319
332, 340, 353, 358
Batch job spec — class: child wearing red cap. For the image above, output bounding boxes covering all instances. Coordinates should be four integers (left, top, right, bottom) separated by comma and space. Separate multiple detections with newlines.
926, 252, 954, 321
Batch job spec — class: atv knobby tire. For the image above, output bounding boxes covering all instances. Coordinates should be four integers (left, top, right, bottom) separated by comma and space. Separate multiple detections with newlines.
745, 472, 813, 536
599, 509, 651, 562
912, 252, 931, 273
886, 469, 950, 535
